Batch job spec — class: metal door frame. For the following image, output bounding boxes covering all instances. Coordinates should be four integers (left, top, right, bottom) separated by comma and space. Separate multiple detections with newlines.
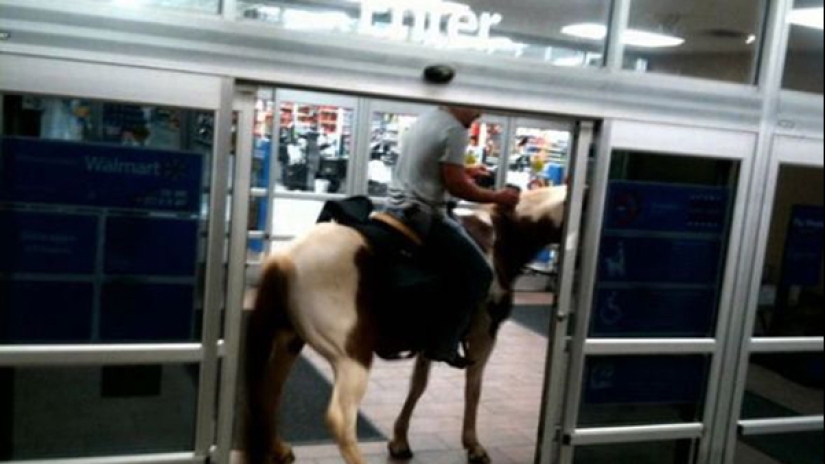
540, 119, 758, 464
720, 135, 825, 464
214, 85, 258, 464
536, 120, 596, 463
0, 54, 231, 464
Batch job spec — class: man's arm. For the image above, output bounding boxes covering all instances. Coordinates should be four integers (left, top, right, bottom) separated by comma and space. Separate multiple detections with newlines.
442, 164, 519, 207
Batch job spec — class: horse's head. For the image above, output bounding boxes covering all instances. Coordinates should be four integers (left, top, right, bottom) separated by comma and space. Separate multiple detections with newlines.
459, 186, 567, 288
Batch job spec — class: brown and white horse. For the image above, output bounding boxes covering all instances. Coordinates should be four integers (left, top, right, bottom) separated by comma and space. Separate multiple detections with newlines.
244, 186, 567, 464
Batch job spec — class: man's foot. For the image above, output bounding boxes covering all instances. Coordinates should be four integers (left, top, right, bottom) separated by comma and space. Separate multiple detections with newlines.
423, 348, 473, 369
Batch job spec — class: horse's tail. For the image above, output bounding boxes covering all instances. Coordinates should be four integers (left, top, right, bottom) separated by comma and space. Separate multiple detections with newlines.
244, 257, 292, 464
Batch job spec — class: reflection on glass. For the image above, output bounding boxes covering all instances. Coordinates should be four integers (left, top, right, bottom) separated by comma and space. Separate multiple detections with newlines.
623, 0, 767, 83
1, 94, 211, 345
238, 0, 611, 68
574, 440, 696, 464
93, 0, 219, 13
276, 102, 353, 194
743, 353, 824, 420
0, 365, 197, 460
783, 0, 824, 94
755, 166, 823, 338
505, 126, 570, 191
579, 355, 709, 427
468, 120, 504, 188
737, 432, 824, 464
368, 111, 419, 197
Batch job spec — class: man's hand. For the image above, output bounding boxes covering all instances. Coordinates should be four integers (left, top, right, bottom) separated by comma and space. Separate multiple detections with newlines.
494, 188, 520, 209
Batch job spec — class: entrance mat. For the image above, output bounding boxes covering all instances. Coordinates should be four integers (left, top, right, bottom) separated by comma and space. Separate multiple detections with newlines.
510, 304, 552, 337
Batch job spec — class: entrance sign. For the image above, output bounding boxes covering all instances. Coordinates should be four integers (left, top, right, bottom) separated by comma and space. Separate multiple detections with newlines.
359, 0, 504, 48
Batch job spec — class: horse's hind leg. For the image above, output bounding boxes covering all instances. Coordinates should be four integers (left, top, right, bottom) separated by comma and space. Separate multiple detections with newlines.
267, 332, 304, 463
327, 357, 372, 464
246, 330, 303, 464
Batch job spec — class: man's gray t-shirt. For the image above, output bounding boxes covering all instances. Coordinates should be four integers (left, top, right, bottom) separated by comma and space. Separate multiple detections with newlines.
388, 108, 468, 214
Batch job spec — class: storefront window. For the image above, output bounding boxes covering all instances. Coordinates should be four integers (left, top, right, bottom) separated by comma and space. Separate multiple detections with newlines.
575, 440, 696, 464
238, 0, 612, 68
0, 94, 213, 344
737, 431, 824, 464
754, 166, 823, 339
623, 0, 768, 84
90, 0, 219, 14
782, 0, 824, 94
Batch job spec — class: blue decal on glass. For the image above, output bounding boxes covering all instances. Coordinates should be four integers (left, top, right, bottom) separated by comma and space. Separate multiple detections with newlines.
105, 217, 198, 276
0, 281, 94, 343
0, 137, 203, 213
100, 282, 195, 342
0, 211, 98, 274
783, 205, 824, 287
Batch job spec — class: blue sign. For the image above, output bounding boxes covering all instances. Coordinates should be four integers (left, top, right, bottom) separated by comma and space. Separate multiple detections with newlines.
599, 236, 723, 285
0, 281, 94, 343
593, 287, 718, 337
606, 182, 730, 234
100, 282, 195, 341
783, 205, 824, 287
0, 211, 98, 274
105, 217, 199, 276
0, 137, 203, 213
584, 356, 708, 405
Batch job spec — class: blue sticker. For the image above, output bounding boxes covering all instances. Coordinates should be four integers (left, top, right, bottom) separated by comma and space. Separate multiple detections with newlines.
0, 211, 98, 274
783, 205, 824, 287
105, 217, 199, 276
0, 137, 203, 213
606, 182, 730, 234
584, 356, 708, 405
593, 287, 718, 337
0, 281, 94, 343
100, 282, 196, 342
599, 236, 723, 285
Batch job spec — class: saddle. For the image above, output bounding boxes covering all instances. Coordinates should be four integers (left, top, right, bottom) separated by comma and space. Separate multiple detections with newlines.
317, 196, 450, 360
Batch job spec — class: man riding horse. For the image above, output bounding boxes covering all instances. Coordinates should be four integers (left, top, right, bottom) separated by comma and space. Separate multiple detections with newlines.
244, 106, 566, 464
384, 106, 520, 368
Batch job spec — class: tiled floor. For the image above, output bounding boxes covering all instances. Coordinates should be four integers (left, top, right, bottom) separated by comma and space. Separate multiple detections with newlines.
235, 293, 553, 464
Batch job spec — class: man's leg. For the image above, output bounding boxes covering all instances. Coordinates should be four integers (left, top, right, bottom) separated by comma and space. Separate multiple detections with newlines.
423, 216, 494, 367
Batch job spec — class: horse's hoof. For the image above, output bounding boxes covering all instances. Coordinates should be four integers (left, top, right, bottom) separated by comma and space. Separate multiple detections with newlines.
272, 450, 295, 464
388, 441, 414, 460
467, 448, 492, 464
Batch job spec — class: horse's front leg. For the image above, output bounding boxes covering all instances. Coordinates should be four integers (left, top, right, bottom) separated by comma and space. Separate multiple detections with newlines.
463, 326, 496, 464
388, 355, 432, 459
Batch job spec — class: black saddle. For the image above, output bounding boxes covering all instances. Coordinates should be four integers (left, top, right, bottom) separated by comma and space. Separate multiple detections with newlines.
317, 197, 449, 360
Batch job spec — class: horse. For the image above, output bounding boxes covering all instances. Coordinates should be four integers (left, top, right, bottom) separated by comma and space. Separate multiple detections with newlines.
243, 186, 567, 464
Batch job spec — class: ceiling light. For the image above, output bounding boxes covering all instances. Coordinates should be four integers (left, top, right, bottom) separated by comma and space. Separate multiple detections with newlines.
747, 34, 757, 44
788, 7, 825, 30
0, 31, 10, 41
562, 23, 685, 48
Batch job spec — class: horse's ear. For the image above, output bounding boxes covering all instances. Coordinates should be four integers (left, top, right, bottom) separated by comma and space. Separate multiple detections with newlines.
460, 211, 496, 253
